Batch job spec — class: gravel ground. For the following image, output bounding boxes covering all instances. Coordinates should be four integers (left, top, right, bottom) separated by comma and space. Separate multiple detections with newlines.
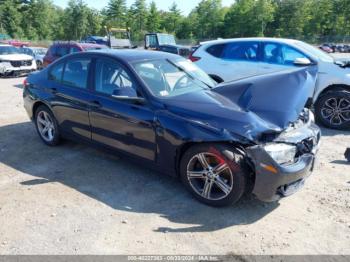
0, 74, 349, 255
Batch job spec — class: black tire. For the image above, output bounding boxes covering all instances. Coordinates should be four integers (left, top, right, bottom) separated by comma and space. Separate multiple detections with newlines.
180, 143, 248, 207
315, 90, 350, 130
34, 105, 61, 146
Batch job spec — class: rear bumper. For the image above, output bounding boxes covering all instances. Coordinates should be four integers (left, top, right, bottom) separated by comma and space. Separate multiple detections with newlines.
247, 124, 320, 202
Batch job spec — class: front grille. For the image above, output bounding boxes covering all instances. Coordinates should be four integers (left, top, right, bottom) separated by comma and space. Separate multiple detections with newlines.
10, 60, 32, 67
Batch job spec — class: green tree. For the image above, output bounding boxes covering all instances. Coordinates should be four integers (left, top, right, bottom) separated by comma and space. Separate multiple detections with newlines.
106, 0, 127, 27
146, 1, 161, 32
166, 2, 182, 33
0, 0, 23, 38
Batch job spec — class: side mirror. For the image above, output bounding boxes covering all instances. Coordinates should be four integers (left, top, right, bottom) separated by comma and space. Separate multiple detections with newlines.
294, 58, 313, 66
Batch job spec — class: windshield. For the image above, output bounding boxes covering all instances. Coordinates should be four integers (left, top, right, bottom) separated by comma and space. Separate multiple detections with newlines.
294, 41, 334, 62
0, 46, 20, 55
133, 58, 216, 98
158, 34, 176, 46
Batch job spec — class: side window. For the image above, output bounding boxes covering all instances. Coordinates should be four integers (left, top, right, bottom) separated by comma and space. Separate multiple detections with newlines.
95, 58, 138, 97
206, 44, 226, 58
282, 45, 308, 65
221, 42, 258, 61
146, 35, 158, 48
62, 58, 91, 89
48, 62, 64, 82
263, 43, 283, 65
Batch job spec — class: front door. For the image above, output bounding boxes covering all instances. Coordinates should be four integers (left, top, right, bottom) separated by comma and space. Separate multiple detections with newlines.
88, 57, 157, 161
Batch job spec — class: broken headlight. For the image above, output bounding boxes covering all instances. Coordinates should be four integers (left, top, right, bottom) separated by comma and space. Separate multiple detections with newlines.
264, 143, 297, 165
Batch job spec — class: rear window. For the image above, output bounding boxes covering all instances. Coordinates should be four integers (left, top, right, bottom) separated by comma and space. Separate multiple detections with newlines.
48, 62, 64, 82
206, 44, 226, 58
62, 58, 91, 89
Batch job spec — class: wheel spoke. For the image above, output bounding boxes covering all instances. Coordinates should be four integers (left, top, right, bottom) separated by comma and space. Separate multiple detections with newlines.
215, 177, 231, 195
38, 117, 47, 126
48, 128, 54, 140
321, 108, 334, 119
187, 171, 205, 179
202, 179, 213, 198
330, 115, 342, 125
338, 98, 350, 110
325, 98, 337, 109
197, 153, 210, 169
340, 111, 350, 121
42, 126, 49, 134
213, 162, 229, 175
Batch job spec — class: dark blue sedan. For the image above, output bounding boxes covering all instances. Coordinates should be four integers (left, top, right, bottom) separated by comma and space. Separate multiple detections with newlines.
23, 50, 320, 206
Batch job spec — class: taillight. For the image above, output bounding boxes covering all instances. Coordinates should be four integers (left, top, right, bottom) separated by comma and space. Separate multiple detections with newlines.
23, 78, 29, 88
189, 53, 201, 62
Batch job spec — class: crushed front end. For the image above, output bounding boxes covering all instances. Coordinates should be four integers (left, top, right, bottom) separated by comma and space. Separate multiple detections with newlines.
247, 109, 321, 202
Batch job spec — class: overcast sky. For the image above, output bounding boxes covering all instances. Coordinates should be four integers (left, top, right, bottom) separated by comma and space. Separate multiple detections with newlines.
53, 0, 235, 15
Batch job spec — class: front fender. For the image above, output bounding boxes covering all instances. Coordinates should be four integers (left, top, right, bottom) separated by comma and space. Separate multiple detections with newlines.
154, 110, 252, 176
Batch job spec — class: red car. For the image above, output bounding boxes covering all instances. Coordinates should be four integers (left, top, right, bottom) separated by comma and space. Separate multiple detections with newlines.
43, 42, 108, 67
7, 40, 30, 47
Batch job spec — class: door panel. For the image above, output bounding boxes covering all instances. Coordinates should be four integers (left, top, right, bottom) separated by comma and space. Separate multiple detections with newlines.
219, 41, 260, 81
48, 58, 92, 140
89, 98, 156, 161
89, 57, 156, 161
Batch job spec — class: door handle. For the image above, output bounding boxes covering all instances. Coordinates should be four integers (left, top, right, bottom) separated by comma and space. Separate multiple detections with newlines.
49, 87, 57, 94
89, 100, 102, 108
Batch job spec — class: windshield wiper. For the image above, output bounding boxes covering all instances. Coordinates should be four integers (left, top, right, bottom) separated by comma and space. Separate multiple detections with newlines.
166, 59, 214, 89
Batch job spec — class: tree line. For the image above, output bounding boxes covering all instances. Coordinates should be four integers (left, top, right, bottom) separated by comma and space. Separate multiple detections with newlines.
0, 0, 350, 44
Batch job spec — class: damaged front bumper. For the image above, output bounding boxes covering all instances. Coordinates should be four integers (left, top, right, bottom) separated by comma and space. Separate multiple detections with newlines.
247, 118, 321, 202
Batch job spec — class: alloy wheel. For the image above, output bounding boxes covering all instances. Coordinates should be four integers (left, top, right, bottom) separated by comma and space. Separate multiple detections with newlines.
321, 97, 350, 126
36, 111, 55, 142
186, 152, 234, 201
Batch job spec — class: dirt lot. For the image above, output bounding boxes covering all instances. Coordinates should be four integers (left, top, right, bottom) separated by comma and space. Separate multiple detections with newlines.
0, 75, 349, 255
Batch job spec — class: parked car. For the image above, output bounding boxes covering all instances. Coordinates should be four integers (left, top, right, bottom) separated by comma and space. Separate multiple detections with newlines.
43, 41, 107, 67
8, 39, 30, 47
145, 33, 191, 57
0, 44, 37, 77
82, 35, 109, 46
191, 38, 350, 130
319, 44, 333, 53
23, 50, 320, 207
20, 46, 47, 69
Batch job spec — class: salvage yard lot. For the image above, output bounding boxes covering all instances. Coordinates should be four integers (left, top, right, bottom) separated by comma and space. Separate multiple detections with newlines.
0, 75, 349, 255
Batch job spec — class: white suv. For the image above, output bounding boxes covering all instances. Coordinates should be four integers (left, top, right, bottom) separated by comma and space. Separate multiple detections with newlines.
0, 44, 37, 77
190, 38, 350, 130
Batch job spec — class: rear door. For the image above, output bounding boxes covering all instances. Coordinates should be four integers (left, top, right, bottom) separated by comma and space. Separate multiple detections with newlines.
88, 57, 157, 161
199, 41, 261, 82
48, 56, 93, 141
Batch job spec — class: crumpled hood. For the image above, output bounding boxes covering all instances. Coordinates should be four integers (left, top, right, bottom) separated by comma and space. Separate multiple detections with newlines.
0, 54, 33, 61
162, 67, 317, 141
213, 66, 317, 129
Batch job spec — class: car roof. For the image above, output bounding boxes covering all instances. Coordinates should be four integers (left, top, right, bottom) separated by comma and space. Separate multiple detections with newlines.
84, 49, 182, 63
53, 42, 105, 48
200, 37, 300, 46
